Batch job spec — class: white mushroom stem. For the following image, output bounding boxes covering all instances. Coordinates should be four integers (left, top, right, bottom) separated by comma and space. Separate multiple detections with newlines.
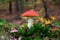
28, 18, 33, 29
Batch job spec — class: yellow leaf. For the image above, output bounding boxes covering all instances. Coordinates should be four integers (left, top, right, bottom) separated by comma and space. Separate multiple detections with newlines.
39, 17, 45, 23
50, 15, 57, 21
45, 19, 52, 25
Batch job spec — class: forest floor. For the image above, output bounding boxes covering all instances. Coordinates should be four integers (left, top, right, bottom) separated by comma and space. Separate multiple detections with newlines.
0, 2, 60, 25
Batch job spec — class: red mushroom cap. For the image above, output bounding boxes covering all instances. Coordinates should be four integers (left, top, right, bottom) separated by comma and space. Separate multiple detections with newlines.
21, 10, 39, 17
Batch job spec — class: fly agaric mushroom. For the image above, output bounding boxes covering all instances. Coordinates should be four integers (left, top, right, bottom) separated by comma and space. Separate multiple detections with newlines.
21, 10, 39, 29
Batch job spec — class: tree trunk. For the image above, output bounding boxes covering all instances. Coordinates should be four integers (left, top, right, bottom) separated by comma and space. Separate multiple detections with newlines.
43, 0, 48, 19
15, 0, 19, 11
20, 0, 24, 13
9, 0, 12, 15
15, 0, 20, 20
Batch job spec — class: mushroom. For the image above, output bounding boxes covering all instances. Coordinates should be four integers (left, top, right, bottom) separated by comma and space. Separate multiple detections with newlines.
10, 29, 18, 40
10, 29, 18, 33
21, 10, 39, 29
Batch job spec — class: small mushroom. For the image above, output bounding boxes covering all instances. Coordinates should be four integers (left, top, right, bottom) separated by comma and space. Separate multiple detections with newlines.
10, 29, 18, 40
21, 10, 39, 29
10, 29, 18, 33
